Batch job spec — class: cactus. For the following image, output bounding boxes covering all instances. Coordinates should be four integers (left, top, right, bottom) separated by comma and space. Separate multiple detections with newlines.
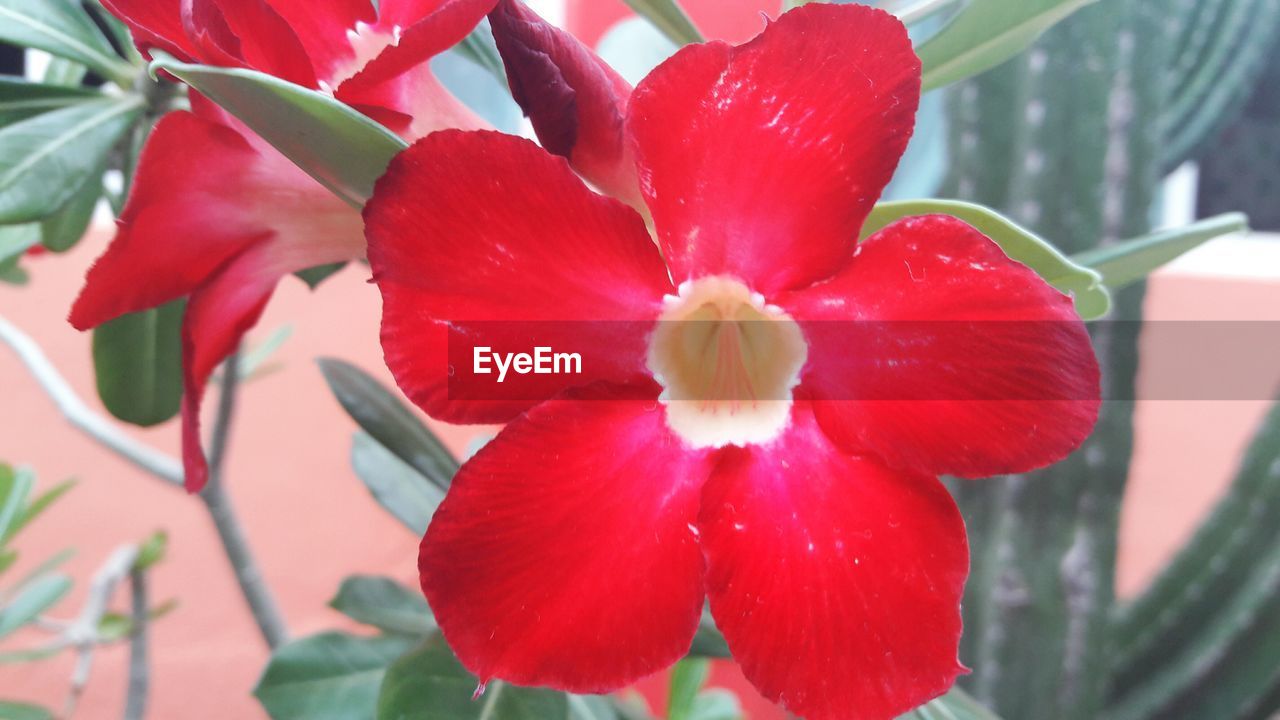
942, 0, 1280, 718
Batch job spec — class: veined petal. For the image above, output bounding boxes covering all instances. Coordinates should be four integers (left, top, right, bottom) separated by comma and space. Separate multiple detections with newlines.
178, 228, 360, 492
420, 383, 712, 692
100, 0, 200, 61
264, 0, 376, 82
778, 214, 1101, 478
699, 406, 968, 720
628, 4, 919, 294
70, 106, 363, 332
335, 0, 495, 137
200, 0, 317, 86
489, 0, 639, 205
365, 130, 672, 424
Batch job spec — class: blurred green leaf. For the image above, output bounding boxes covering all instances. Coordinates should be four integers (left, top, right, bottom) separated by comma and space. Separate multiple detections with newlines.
1072, 213, 1248, 291
0, 0, 133, 85
41, 57, 87, 87
0, 701, 53, 720
668, 659, 710, 720
238, 324, 293, 381
150, 54, 406, 208
350, 432, 443, 535
133, 530, 168, 571
917, 0, 1097, 91
0, 97, 142, 224
378, 633, 568, 720
255, 632, 416, 720
0, 646, 61, 664
687, 608, 729, 659
568, 696, 620, 720
295, 262, 346, 290
452, 20, 506, 86
686, 691, 740, 720
0, 252, 26, 284
900, 688, 1004, 719
0, 223, 40, 261
92, 300, 185, 427
863, 199, 1111, 319
3, 479, 74, 544
0, 573, 72, 639
320, 358, 458, 492
330, 575, 434, 638
0, 550, 16, 575
621, 0, 704, 45
0, 464, 34, 545
0, 76, 98, 125
39, 174, 101, 252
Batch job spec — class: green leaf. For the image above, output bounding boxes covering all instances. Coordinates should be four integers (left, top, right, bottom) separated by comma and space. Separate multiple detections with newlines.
92, 300, 185, 427
668, 659, 711, 720
330, 575, 435, 638
0, 701, 53, 720
319, 358, 458, 491
0, 251, 26, 285
621, 0, 704, 45
0, 573, 72, 639
0, 0, 133, 86
255, 632, 416, 720
687, 691, 740, 720
917, 0, 1098, 91
378, 634, 568, 720
0, 76, 98, 125
0, 97, 142, 224
296, 262, 346, 290
567, 696, 620, 720
133, 530, 168, 571
453, 20, 507, 86
0, 464, 34, 545
862, 199, 1110, 319
1072, 213, 1248, 291
687, 608, 730, 659
3, 479, 74, 544
239, 324, 293, 381
0, 223, 40, 260
900, 688, 1004, 719
350, 432, 443, 535
39, 173, 100, 252
149, 54, 407, 208
41, 57, 87, 87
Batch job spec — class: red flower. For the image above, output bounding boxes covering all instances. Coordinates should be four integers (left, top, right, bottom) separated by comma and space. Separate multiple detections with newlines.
367, 4, 1100, 719
70, 0, 496, 492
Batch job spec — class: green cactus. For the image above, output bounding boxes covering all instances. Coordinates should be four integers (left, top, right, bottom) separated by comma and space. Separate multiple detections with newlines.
941, 0, 1279, 718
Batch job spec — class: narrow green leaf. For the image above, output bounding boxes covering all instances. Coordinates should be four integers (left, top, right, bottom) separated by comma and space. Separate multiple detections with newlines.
3, 479, 74, 544
254, 632, 416, 720
377, 634, 568, 720
41, 57, 87, 87
149, 54, 407, 208
0, 701, 53, 720
330, 575, 435, 638
901, 688, 1004, 719
0, 573, 72, 639
239, 324, 293, 381
0, 550, 16, 575
0, 646, 62, 664
0, 76, 98, 125
453, 20, 507, 86
0, 0, 133, 86
350, 432, 443, 535
0, 97, 142, 224
0, 465, 34, 545
92, 300, 185, 427
39, 173, 101, 252
0, 223, 40, 260
687, 691, 740, 720
0, 251, 28, 285
668, 659, 711, 720
295, 262, 346, 290
567, 696, 620, 720
863, 199, 1110, 319
621, 0, 704, 45
1072, 212, 1248, 291
917, 0, 1098, 91
133, 530, 168, 571
320, 358, 458, 491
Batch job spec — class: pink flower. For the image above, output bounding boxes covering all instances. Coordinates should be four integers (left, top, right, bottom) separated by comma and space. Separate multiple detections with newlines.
364, 3, 1101, 718
70, 0, 496, 491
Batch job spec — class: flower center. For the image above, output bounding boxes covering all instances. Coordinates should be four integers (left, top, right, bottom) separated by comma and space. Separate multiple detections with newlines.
647, 276, 808, 448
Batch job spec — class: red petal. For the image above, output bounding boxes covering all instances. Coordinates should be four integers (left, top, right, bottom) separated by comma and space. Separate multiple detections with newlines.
99, 0, 199, 61
265, 0, 376, 82
778, 214, 1101, 478
205, 0, 317, 86
365, 130, 671, 424
488, 0, 640, 205
420, 383, 712, 692
335, 0, 494, 137
699, 406, 968, 720
628, 4, 920, 294
70, 111, 266, 330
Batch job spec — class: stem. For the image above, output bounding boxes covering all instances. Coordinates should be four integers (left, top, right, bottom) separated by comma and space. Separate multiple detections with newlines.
199, 351, 290, 649
0, 314, 183, 485
123, 568, 149, 720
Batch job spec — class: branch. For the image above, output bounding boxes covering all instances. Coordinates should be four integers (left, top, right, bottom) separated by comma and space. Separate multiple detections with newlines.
199, 351, 290, 649
0, 314, 183, 486
123, 567, 149, 720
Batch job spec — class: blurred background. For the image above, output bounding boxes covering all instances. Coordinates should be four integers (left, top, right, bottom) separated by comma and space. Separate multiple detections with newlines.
2, 0, 1279, 718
